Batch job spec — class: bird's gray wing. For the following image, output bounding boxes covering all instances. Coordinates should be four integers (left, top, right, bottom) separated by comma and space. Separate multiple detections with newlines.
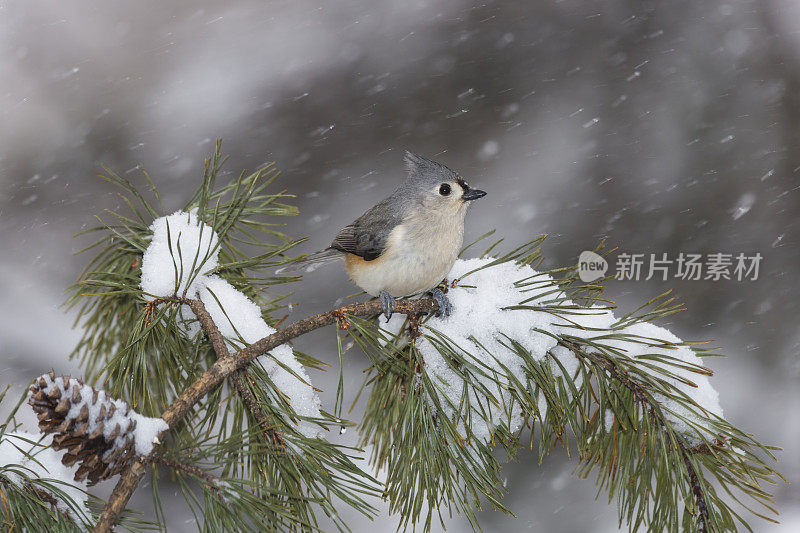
330, 198, 402, 261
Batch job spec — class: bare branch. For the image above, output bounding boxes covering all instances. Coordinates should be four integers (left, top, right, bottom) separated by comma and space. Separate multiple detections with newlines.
94, 459, 149, 532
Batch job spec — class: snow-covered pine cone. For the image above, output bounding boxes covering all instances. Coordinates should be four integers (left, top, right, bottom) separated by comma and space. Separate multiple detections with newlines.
28, 373, 164, 483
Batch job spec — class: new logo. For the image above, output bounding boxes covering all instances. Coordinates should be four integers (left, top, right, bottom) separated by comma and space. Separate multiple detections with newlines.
578, 251, 608, 282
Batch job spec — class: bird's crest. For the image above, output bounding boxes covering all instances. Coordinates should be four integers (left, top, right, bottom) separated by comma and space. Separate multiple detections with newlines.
403, 151, 459, 185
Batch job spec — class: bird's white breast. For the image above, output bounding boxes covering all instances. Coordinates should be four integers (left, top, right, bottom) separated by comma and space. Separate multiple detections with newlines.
345, 209, 465, 297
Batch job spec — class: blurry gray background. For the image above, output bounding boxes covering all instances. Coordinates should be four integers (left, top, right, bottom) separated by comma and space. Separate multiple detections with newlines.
1, 0, 798, 531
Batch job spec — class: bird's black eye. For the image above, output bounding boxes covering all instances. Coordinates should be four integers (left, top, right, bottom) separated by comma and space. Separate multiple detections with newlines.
439, 183, 451, 196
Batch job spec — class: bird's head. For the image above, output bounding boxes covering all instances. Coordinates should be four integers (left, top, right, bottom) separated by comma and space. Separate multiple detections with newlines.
402, 152, 486, 214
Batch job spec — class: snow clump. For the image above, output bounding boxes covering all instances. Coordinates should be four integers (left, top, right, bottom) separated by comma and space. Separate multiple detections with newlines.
140, 210, 322, 438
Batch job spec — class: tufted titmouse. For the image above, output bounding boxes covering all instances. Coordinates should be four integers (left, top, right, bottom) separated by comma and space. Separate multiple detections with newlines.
284, 152, 486, 319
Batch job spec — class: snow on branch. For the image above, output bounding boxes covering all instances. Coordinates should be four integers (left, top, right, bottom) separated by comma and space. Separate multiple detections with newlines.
0, 431, 90, 523
384, 257, 723, 446
28, 373, 168, 483
140, 209, 322, 438
140, 208, 220, 300
360, 256, 759, 530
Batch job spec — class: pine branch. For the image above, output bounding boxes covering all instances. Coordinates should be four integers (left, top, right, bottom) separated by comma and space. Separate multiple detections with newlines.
560, 339, 710, 531
353, 252, 782, 531
94, 296, 439, 532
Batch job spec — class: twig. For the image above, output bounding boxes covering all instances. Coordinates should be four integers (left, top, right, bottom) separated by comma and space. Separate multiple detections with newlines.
560, 340, 710, 532
153, 456, 227, 501
184, 298, 229, 359
185, 298, 286, 448
93, 296, 438, 532
230, 371, 287, 448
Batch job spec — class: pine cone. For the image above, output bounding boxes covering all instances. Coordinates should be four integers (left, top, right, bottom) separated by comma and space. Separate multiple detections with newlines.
28, 373, 142, 483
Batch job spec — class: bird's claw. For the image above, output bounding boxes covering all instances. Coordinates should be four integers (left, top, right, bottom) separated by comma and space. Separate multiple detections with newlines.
430, 288, 452, 317
379, 290, 395, 321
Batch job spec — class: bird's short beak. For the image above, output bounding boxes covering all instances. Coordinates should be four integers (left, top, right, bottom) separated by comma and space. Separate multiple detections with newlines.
462, 188, 487, 201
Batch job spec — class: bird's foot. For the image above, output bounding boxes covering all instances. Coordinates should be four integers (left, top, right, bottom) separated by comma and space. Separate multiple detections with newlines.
379, 290, 395, 321
430, 287, 453, 317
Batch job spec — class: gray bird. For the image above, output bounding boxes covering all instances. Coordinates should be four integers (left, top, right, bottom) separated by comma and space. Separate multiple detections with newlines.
284, 152, 486, 319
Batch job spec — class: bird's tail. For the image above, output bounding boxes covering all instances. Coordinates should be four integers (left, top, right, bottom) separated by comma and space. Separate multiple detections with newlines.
275, 248, 344, 275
